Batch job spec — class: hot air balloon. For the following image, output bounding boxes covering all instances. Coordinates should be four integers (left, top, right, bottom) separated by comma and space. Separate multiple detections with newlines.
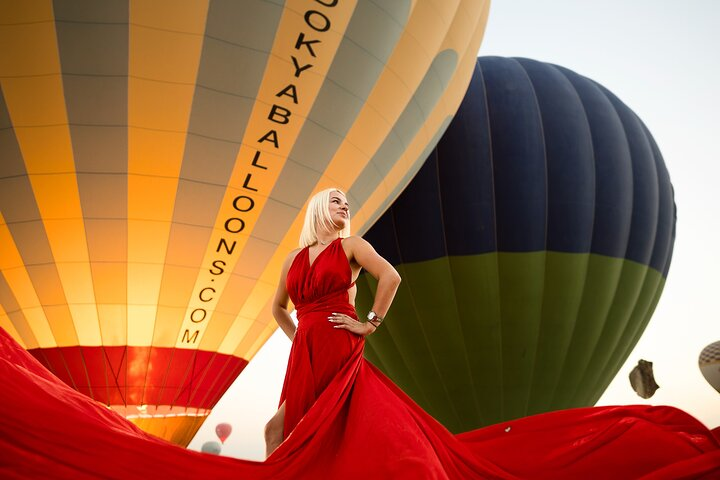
215, 422, 232, 444
699, 341, 720, 394
356, 57, 676, 433
629, 359, 659, 399
200, 440, 222, 455
0, 1, 490, 445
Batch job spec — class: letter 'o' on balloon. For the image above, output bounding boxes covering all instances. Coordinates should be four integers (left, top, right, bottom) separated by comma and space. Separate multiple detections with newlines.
356, 57, 676, 433
0, 1, 490, 445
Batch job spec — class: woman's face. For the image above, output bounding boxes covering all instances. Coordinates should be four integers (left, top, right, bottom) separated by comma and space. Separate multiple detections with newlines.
328, 191, 349, 229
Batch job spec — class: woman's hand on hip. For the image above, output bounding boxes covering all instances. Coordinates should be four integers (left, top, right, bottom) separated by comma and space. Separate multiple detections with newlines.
328, 313, 375, 336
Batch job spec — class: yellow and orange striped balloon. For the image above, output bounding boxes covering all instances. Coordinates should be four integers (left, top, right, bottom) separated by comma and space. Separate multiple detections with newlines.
0, 0, 489, 445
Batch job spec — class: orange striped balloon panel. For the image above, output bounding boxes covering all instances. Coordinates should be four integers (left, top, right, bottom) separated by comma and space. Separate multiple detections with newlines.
0, 0, 490, 445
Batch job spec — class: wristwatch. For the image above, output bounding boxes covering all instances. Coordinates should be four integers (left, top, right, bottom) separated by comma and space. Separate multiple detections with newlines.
367, 311, 383, 323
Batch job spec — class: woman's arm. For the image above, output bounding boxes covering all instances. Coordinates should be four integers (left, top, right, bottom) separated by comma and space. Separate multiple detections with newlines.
329, 236, 400, 336
272, 250, 300, 341
345, 236, 401, 320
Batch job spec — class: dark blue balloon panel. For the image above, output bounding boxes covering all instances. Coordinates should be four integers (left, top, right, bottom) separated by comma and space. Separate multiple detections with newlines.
364, 57, 675, 277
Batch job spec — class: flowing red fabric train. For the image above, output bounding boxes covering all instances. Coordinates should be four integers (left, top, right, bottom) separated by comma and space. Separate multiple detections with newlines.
1, 238, 719, 478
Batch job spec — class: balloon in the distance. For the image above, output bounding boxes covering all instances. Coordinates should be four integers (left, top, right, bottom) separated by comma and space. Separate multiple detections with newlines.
629, 359, 659, 399
215, 423, 232, 444
201, 441, 222, 456
0, 1, 490, 445
356, 56, 675, 433
699, 341, 720, 394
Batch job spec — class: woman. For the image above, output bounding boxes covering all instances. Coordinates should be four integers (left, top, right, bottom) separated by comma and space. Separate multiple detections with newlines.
264, 188, 401, 457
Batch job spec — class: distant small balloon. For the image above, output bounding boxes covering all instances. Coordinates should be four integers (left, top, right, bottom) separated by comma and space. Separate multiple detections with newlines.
215, 423, 232, 444
201, 441, 222, 455
699, 341, 720, 394
629, 359, 659, 399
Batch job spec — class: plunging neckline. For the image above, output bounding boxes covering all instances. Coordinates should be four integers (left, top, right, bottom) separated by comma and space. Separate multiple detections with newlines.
307, 238, 340, 268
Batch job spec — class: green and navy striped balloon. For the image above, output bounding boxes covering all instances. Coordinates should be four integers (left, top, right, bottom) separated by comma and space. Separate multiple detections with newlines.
357, 57, 676, 433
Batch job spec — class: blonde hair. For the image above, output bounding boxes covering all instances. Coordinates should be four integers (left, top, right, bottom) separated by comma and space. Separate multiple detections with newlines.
299, 188, 351, 247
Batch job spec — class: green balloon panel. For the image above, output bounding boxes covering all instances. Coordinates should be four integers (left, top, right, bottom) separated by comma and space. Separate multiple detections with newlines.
358, 253, 665, 433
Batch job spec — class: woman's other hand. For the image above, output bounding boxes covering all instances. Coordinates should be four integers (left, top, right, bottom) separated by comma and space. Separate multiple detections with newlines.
328, 313, 375, 336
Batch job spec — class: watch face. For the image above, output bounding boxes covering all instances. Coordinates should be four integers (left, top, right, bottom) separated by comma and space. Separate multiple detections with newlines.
367, 311, 376, 321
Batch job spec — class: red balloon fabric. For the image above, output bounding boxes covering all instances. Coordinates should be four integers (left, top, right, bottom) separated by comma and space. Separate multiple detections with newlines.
215, 423, 232, 444
1, 238, 719, 478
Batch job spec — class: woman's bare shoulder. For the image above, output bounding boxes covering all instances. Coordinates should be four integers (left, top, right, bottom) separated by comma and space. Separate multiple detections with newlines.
341, 235, 375, 252
287, 246, 304, 260
340, 236, 378, 267
341, 235, 370, 247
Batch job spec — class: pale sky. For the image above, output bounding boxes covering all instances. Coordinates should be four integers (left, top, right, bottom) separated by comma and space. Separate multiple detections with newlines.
189, 1, 720, 460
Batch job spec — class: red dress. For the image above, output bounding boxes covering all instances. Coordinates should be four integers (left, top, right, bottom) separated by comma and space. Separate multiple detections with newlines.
279, 237, 363, 439
0, 237, 718, 479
